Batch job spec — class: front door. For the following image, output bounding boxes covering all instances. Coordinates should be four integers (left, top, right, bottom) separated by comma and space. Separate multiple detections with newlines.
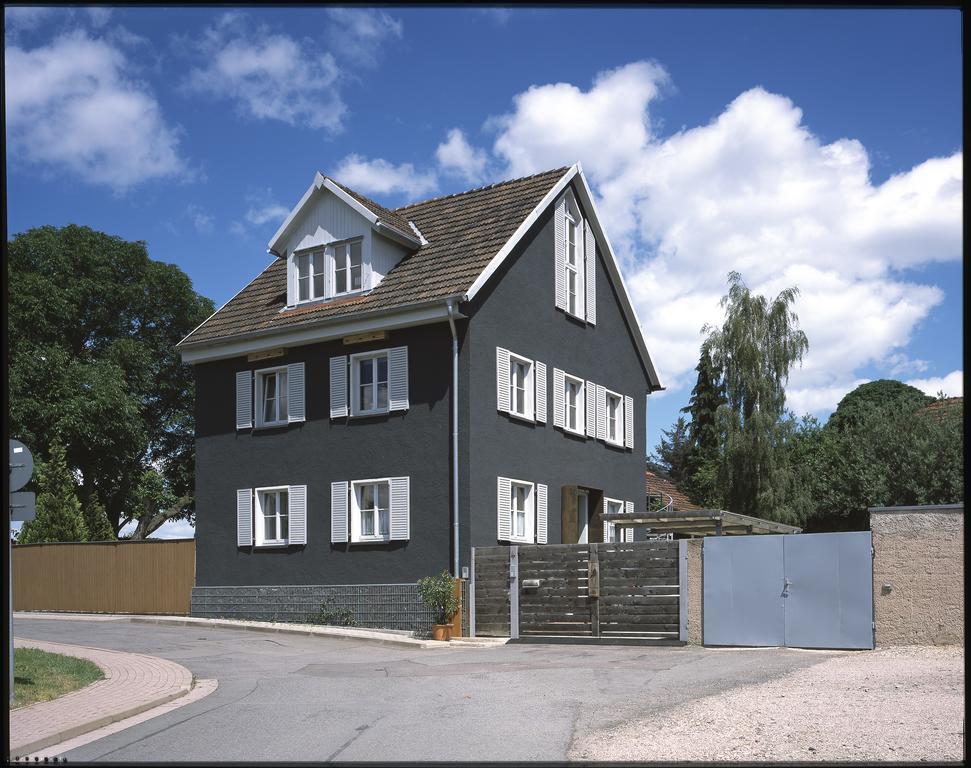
576, 490, 589, 543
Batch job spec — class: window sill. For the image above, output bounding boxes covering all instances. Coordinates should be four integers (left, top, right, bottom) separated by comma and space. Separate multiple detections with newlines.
253, 542, 289, 548
605, 438, 625, 449
283, 289, 369, 312
350, 408, 391, 419
563, 425, 586, 438
254, 421, 289, 430
506, 410, 535, 425
349, 537, 392, 545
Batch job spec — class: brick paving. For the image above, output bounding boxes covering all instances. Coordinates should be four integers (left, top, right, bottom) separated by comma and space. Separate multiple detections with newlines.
9, 637, 193, 757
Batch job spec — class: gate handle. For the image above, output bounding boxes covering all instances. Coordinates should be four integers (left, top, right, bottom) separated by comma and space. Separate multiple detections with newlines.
783, 577, 792, 595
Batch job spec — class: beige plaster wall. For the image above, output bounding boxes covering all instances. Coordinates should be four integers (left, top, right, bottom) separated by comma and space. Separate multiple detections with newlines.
686, 538, 703, 645
870, 510, 964, 646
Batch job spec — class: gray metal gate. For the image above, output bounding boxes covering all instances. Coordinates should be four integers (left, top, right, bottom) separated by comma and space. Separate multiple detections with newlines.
703, 531, 874, 649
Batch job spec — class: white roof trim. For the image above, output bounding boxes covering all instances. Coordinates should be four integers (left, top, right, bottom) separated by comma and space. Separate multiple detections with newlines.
464, 164, 663, 391
268, 172, 419, 254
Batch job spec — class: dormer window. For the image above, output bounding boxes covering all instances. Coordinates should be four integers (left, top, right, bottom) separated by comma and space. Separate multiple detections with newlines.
290, 237, 366, 307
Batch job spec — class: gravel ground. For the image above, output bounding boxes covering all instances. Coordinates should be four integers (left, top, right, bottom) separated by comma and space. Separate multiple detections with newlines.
571, 645, 965, 762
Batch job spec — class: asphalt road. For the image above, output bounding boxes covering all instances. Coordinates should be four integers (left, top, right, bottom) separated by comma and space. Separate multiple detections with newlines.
12, 617, 844, 762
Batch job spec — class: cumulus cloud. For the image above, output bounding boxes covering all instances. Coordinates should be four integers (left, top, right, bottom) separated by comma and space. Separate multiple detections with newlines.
331, 155, 438, 200
186, 205, 214, 234
906, 370, 963, 398
4, 30, 188, 191
182, 9, 401, 133
484, 65, 962, 410
436, 128, 488, 183
230, 189, 290, 236
245, 203, 289, 226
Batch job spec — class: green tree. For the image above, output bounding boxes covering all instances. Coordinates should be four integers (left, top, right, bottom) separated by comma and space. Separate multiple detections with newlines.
648, 416, 693, 484
7, 225, 215, 538
703, 271, 809, 522
827, 379, 933, 433
17, 442, 89, 544
679, 348, 728, 507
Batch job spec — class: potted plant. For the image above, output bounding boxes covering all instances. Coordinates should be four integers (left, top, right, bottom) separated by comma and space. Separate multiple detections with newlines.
417, 570, 460, 641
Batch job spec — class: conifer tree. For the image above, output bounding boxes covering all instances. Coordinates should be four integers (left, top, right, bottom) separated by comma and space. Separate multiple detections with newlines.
17, 441, 89, 544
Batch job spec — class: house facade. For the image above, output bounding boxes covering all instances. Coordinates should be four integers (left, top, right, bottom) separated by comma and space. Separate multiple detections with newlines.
177, 164, 663, 627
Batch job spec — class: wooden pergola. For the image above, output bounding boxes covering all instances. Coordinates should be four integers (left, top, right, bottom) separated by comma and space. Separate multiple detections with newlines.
602, 507, 802, 536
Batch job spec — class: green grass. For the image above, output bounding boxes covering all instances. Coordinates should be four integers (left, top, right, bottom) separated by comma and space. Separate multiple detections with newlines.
13, 647, 105, 709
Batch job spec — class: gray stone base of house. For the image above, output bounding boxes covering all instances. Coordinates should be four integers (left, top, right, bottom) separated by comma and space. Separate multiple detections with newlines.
191, 584, 439, 636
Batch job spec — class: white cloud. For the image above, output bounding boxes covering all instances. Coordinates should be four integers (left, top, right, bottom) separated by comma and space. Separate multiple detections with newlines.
4, 30, 188, 192
906, 370, 963, 399
331, 154, 438, 200
436, 128, 488, 183
4, 6, 56, 35
183, 9, 401, 133
186, 205, 214, 234
485, 66, 962, 416
229, 189, 290, 236
245, 204, 289, 226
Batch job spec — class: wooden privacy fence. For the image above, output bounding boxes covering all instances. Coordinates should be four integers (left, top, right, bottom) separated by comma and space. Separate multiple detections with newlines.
471, 540, 687, 640
13, 539, 196, 615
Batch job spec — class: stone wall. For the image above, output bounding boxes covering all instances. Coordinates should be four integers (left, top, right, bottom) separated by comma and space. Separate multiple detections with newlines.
686, 538, 703, 645
870, 508, 964, 646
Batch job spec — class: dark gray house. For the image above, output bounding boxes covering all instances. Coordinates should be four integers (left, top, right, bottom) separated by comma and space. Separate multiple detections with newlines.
177, 164, 664, 624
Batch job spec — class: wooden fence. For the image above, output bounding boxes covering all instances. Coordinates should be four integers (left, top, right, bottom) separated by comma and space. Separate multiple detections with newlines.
13, 539, 196, 615
472, 540, 682, 639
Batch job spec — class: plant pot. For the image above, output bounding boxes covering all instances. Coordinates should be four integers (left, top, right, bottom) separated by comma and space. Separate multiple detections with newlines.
431, 624, 452, 641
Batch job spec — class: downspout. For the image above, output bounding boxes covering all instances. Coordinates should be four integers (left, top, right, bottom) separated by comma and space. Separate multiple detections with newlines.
445, 299, 460, 578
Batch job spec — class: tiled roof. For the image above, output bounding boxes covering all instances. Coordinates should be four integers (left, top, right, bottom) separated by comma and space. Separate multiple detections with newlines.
327, 176, 416, 240
180, 167, 569, 348
645, 470, 701, 511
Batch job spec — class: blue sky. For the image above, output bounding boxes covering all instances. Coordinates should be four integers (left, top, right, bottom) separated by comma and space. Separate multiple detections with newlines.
5, 7, 962, 537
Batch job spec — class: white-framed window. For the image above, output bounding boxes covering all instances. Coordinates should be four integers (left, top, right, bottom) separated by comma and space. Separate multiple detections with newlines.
255, 486, 289, 546
605, 389, 624, 446
351, 479, 391, 542
351, 350, 389, 416
564, 200, 584, 319
563, 375, 585, 435
333, 240, 364, 297
255, 366, 289, 427
510, 480, 534, 543
296, 249, 326, 303
604, 498, 624, 542
509, 353, 534, 421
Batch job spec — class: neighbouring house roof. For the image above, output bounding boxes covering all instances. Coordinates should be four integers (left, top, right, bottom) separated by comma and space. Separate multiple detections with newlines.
603, 507, 803, 536
645, 469, 700, 512
918, 396, 963, 422
178, 167, 568, 349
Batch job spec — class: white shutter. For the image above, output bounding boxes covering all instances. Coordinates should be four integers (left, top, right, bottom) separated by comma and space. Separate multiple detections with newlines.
496, 347, 511, 413
235, 371, 253, 430
596, 384, 607, 441
389, 476, 410, 540
624, 527, 634, 543
585, 221, 596, 325
288, 484, 307, 545
497, 476, 512, 541
552, 368, 565, 428
287, 362, 306, 423
625, 395, 635, 449
330, 481, 348, 543
534, 362, 547, 423
585, 381, 597, 438
626, 500, 634, 517
388, 347, 409, 411
236, 488, 253, 547
554, 196, 567, 311
536, 483, 548, 544
329, 356, 348, 418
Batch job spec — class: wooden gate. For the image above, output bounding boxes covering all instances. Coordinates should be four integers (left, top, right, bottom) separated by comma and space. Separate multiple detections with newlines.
471, 540, 684, 640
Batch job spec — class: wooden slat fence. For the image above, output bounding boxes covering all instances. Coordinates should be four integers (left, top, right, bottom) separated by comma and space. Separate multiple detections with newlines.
13, 539, 196, 615
473, 540, 681, 639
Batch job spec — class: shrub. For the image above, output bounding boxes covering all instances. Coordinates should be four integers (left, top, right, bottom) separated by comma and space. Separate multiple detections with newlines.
307, 599, 356, 627
417, 570, 460, 626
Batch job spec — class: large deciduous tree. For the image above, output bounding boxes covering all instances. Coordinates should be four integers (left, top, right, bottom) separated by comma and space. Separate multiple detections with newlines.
703, 271, 809, 521
8, 225, 215, 539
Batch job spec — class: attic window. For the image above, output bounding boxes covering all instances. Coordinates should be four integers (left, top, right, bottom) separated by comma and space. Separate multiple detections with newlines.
334, 240, 363, 296
290, 237, 366, 306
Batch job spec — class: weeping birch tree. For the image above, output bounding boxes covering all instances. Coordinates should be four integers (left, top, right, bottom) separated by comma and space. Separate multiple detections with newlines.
702, 271, 809, 521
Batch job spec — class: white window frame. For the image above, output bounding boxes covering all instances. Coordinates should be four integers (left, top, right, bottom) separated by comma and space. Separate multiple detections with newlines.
350, 349, 390, 417
294, 248, 327, 304
508, 353, 535, 422
254, 365, 289, 428
604, 497, 624, 543
255, 486, 290, 546
508, 479, 535, 544
605, 388, 625, 446
331, 238, 365, 298
350, 478, 392, 543
563, 199, 585, 320
563, 374, 585, 436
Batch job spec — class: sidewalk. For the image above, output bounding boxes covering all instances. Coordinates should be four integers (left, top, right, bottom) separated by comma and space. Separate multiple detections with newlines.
9, 638, 194, 758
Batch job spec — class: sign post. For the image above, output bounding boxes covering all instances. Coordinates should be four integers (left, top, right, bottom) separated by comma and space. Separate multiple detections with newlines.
9, 439, 35, 704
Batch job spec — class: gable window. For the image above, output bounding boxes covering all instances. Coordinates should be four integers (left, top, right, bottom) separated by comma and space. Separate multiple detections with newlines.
565, 210, 583, 317
351, 351, 389, 416
334, 240, 363, 296
509, 354, 534, 420
606, 390, 624, 446
352, 480, 390, 541
604, 498, 624, 542
564, 375, 585, 435
256, 367, 289, 427
256, 487, 289, 546
297, 250, 326, 302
